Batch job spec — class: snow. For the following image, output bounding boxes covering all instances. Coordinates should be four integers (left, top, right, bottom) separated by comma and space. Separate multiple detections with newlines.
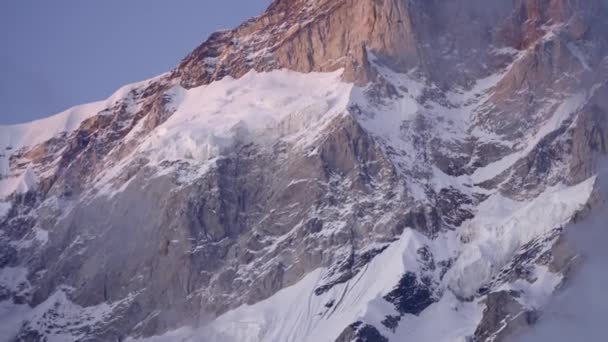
468, 92, 588, 183
446, 177, 596, 298
0, 100, 105, 198
137, 69, 351, 164
356, 52, 515, 190
351, 83, 420, 142
0, 102, 104, 166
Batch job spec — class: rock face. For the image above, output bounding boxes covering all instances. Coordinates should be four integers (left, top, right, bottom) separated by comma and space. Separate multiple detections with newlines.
1, 0, 608, 341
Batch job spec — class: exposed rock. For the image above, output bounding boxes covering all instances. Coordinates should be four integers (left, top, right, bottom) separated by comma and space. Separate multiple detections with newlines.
336, 321, 389, 342
383, 272, 436, 316
474, 291, 538, 342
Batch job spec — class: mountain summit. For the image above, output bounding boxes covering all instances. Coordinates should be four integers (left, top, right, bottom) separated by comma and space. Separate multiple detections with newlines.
1, 1, 608, 341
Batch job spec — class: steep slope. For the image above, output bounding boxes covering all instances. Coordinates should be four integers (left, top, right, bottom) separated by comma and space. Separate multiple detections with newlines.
1, 0, 608, 341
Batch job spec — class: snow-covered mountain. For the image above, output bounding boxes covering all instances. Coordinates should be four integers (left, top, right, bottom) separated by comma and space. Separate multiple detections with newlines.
1, 0, 608, 341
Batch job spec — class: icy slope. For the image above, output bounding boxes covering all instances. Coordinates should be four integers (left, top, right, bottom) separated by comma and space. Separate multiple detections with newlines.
133, 69, 351, 164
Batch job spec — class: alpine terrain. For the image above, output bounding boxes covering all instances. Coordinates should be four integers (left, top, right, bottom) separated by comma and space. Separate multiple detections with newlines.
1, 0, 608, 341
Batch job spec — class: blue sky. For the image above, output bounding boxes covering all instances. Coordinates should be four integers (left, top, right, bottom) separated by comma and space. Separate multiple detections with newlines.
0, 0, 270, 124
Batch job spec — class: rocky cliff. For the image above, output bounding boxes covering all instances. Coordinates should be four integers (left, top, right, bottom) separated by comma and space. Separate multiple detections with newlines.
1, 0, 608, 341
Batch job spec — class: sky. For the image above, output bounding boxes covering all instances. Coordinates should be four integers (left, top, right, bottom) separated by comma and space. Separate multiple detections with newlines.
0, 0, 270, 125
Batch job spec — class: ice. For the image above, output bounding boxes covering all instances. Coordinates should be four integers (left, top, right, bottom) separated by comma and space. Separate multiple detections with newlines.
446, 177, 596, 298
135, 69, 352, 165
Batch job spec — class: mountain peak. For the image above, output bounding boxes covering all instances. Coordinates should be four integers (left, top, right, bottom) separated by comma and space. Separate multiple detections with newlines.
175, 0, 606, 90
175, 0, 422, 87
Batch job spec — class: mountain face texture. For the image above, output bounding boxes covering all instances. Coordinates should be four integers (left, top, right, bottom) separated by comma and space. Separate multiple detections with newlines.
1, 0, 608, 341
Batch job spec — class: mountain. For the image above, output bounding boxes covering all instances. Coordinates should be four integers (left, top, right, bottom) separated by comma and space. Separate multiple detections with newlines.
1, 0, 608, 341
